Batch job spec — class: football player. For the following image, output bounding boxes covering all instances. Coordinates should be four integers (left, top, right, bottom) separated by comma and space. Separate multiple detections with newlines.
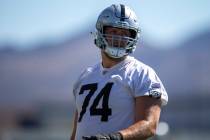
70, 4, 168, 140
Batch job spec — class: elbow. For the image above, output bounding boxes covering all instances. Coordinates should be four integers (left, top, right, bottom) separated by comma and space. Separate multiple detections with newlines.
149, 127, 156, 137
136, 124, 157, 140
148, 122, 158, 137
136, 121, 158, 139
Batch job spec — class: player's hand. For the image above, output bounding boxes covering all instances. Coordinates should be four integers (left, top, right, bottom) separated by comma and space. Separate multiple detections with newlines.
82, 132, 123, 140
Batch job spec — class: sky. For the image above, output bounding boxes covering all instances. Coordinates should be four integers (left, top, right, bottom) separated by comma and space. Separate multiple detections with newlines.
0, 0, 210, 49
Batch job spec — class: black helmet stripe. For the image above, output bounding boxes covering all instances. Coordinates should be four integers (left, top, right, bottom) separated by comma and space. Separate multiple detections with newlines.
120, 4, 125, 21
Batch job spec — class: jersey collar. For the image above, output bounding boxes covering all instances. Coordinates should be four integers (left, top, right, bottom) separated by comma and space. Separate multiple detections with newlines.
99, 56, 133, 75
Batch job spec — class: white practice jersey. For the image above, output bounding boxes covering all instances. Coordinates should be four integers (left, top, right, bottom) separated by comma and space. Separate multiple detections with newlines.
73, 56, 168, 140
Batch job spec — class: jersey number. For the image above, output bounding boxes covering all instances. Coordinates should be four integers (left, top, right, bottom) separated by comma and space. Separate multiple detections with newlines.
78, 82, 113, 122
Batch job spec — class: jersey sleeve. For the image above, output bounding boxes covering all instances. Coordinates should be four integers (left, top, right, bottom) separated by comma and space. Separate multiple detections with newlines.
133, 66, 168, 106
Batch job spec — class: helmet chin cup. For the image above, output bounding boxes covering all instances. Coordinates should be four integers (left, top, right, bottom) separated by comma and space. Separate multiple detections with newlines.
104, 46, 127, 58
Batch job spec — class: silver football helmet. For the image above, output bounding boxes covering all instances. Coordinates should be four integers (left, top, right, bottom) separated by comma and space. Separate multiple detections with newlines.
94, 4, 140, 58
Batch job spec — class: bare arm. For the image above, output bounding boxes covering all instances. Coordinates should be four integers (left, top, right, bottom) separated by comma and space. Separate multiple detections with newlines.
119, 96, 161, 140
70, 111, 78, 140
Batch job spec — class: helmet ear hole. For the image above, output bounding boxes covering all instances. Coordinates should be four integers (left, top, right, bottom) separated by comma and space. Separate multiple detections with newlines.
94, 39, 97, 45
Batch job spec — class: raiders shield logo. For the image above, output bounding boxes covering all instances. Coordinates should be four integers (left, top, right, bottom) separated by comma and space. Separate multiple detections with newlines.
149, 90, 162, 99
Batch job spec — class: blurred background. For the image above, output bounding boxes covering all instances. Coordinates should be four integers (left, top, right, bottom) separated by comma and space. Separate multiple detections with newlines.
0, 0, 210, 140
